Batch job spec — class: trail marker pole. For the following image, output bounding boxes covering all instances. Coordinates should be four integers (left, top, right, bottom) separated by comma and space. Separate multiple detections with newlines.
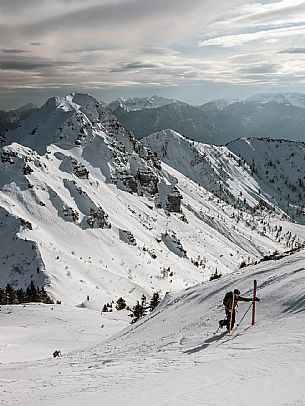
252, 279, 257, 325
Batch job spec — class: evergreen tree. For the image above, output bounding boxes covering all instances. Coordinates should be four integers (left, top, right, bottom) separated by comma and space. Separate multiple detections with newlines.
41, 287, 54, 304
16, 288, 26, 304
0, 288, 5, 304
149, 292, 161, 312
26, 280, 39, 302
6, 283, 16, 304
130, 301, 144, 323
116, 297, 126, 310
141, 294, 147, 309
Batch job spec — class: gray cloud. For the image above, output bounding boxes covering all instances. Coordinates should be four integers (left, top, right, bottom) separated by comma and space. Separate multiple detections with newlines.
2, 49, 29, 54
0, 0, 49, 13
7, 0, 201, 35
110, 61, 161, 72
30, 42, 44, 47
0, 55, 78, 71
280, 47, 305, 54
239, 64, 278, 74
0, 0, 233, 46
136, 48, 178, 56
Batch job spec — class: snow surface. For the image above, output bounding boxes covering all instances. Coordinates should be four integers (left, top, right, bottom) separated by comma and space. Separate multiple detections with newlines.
1, 249, 305, 405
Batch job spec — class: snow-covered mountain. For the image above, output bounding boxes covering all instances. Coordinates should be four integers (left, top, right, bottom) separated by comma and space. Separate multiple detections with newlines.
110, 93, 305, 144
143, 129, 305, 223
108, 95, 178, 112
1, 95, 305, 309
198, 98, 238, 111
200, 93, 305, 111
246, 92, 305, 108
201, 92, 305, 143
0, 103, 38, 143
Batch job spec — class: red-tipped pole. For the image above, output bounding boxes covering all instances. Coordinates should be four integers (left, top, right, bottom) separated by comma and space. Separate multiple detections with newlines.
252, 279, 257, 325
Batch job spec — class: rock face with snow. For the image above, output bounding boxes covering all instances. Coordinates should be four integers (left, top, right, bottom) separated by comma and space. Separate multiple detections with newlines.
0, 94, 304, 307
144, 129, 305, 224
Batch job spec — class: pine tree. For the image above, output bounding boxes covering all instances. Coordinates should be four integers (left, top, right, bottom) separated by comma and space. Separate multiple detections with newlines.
26, 280, 39, 302
6, 283, 17, 304
41, 287, 54, 304
0, 288, 5, 304
116, 297, 126, 310
16, 288, 26, 304
131, 301, 144, 323
141, 294, 147, 308
149, 292, 161, 312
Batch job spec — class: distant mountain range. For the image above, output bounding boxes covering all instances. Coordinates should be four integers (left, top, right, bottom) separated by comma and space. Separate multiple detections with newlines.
0, 93, 304, 306
108, 93, 305, 144
3, 92, 305, 145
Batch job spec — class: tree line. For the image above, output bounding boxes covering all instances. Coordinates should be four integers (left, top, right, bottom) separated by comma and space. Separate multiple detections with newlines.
0, 281, 54, 305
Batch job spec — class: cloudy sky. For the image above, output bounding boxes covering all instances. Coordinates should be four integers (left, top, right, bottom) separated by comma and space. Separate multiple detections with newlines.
1, 0, 305, 109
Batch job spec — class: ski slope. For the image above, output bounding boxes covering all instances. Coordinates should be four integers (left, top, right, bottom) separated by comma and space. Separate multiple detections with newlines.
1, 249, 305, 406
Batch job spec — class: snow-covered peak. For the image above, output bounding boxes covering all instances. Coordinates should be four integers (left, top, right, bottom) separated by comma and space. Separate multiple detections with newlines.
245, 92, 305, 108
4, 93, 108, 154
199, 98, 239, 111
108, 95, 180, 112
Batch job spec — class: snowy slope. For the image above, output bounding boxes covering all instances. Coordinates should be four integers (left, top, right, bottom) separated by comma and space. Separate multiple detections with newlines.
143, 130, 305, 223
1, 248, 305, 405
228, 137, 305, 222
